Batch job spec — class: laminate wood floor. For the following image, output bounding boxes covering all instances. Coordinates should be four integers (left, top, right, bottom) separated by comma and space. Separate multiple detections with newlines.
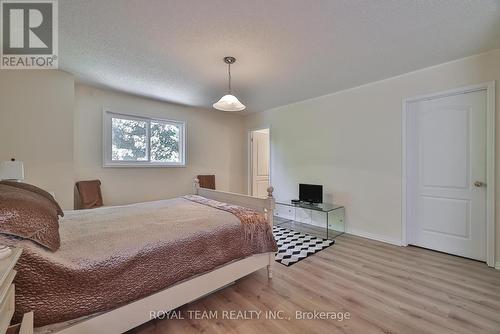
127, 234, 500, 334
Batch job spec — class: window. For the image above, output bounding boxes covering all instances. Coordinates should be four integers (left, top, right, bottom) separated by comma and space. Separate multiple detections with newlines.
103, 111, 186, 167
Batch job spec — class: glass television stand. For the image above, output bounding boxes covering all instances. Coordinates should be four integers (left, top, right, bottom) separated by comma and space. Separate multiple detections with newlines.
274, 200, 345, 240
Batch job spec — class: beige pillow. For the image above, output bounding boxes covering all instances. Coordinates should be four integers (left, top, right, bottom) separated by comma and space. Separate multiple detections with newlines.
0, 184, 60, 251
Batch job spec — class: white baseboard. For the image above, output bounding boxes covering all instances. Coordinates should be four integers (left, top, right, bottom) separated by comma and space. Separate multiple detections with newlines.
346, 228, 402, 246
346, 229, 498, 266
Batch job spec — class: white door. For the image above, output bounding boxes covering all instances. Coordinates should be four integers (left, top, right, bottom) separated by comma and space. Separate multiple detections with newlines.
251, 129, 270, 198
407, 90, 487, 261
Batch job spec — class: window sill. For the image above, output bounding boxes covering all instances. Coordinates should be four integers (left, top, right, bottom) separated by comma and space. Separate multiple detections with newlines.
103, 163, 186, 168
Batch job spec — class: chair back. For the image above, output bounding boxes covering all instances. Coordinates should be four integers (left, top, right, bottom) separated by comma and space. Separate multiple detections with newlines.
75, 179, 103, 209
197, 175, 215, 190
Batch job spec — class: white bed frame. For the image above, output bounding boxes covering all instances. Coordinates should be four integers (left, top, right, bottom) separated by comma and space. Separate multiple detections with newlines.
45, 180, 276, 334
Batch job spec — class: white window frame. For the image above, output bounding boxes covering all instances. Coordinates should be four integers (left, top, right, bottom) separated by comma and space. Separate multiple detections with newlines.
103, 110, 186, 167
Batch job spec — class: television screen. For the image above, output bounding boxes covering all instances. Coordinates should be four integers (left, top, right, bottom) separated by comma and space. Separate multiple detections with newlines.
299, 184, 323, 203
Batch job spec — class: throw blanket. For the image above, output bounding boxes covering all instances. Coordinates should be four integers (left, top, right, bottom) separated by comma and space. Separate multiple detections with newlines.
1, 197, 277, 327
182, 195, 275, 243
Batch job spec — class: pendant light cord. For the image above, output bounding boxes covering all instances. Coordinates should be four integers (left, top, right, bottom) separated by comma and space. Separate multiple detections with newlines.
228, 62, 232, 94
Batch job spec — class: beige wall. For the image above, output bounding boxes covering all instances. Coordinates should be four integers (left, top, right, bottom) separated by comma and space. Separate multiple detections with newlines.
74, 84, 246, 206
0, 72, 246, 209
1, 50, 499, 263
0, 70, 75, 209
244, 49, 500, 262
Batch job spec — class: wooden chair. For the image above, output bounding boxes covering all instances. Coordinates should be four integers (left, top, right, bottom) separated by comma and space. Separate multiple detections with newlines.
75, 179, 103, 209
197, 175, 215, 190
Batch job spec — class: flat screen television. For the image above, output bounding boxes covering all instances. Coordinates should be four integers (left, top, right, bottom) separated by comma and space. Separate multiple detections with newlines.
299, 184, 323, 203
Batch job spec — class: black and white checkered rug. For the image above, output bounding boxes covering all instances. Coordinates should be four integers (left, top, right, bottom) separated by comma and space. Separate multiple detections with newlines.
273, 226, 334, 266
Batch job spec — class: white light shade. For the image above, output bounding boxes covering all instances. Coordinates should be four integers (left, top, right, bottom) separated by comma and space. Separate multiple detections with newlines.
213, 94, 246, 112
0, 160, 25, 181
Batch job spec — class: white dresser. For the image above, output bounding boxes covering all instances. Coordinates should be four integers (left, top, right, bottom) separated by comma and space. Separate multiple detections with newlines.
0, 247, 33, 334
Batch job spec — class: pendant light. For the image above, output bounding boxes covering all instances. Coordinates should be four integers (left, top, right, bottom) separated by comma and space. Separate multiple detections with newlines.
213, 56, 246, 112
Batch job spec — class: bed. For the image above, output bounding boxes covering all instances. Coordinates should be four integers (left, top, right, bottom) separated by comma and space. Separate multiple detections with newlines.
2, 179, 277, 334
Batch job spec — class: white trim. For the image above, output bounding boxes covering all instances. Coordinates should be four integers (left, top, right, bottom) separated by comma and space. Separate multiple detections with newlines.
347, 228, 402, 246
404, 82, 494, 103
102, 109, 186, 167
495, 262, 500, 270
401, 97, 408, 247
485, 82, 496, 268
247, 126, 272, 196
401, 81, 496, 267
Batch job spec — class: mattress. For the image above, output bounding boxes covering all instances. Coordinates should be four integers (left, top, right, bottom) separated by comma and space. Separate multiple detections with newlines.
1, 196, 276, 327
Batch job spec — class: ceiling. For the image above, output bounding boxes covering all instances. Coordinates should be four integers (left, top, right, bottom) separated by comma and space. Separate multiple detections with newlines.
60, 0, 500, 113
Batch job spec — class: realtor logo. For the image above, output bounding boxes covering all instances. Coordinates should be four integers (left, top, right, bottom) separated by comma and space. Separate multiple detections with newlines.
1, 0, 58, 69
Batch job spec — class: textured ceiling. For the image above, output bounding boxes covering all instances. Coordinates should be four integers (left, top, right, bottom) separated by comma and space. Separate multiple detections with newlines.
60, 0, 500, 113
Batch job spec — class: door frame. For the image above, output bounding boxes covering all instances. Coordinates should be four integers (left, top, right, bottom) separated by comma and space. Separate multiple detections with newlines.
247, 126, 272, 197
401, 81, 496, 267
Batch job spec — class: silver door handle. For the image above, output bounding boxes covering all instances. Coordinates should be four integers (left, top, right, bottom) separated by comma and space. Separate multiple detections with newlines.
474, 181, 486, 187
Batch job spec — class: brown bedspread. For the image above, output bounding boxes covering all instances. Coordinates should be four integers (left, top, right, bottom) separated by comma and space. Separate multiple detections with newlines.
1, 197, 277, 327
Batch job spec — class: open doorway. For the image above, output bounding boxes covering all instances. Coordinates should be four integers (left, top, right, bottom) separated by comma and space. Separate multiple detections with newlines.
249, 128, 270, 198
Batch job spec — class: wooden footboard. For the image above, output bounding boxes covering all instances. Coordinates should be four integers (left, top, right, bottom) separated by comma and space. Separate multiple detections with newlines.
193, 178, 275, 225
